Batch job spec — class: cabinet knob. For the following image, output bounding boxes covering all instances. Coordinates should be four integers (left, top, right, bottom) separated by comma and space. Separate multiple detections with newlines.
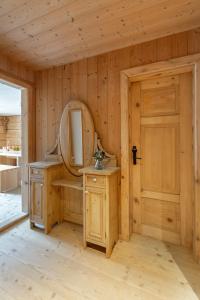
85, 191, 88, 194
92, 177, 97, 182
40, 183, 43, 187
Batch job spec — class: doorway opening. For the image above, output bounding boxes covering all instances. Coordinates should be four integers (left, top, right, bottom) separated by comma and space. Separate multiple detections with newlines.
0, 80, 27, 229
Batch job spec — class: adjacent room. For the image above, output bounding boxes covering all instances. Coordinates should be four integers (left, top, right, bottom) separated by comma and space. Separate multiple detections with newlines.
0, 1, 200, 300
0, 82, 24, 230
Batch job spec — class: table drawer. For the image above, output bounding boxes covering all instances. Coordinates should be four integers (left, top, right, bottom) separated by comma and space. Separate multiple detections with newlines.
85, 175, 106, 188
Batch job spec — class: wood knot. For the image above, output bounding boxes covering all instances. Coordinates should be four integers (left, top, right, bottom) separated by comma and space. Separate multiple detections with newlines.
136, 102, 140, 107
156, 253, 162, 257
134, 197, 139, 203
167, 218, 173, 223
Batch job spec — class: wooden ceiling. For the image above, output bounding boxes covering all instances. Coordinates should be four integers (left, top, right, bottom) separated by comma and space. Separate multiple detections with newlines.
0, 0, 200, 70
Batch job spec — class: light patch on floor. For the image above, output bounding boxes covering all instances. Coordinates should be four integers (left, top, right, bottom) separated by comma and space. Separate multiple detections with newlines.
0, 189, 23, 227
0, 220, 199, 300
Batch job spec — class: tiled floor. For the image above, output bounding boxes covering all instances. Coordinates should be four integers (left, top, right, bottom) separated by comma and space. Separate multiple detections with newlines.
0, 188, 24, 228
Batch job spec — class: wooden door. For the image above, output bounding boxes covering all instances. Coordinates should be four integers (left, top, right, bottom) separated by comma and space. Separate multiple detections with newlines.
131, 73, 194, 247
85, 187, 106, 246
30, 179, 44, 225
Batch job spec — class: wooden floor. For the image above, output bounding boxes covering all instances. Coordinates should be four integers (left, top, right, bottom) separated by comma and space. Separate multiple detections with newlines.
0, 188, 24, 229
0, 220, 199, 300
166, 243, 200, 298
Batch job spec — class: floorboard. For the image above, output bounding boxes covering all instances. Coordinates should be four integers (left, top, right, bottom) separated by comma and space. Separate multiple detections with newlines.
166, 243, 200, 298
0, 221, 199, 300
0, 188, 23, 228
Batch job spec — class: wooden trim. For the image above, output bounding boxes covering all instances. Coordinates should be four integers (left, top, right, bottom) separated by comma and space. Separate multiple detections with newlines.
0, 68, 34, 88
120, 73, 130, 240
0, 214, 28, 233
194, 62, 200, 263
122, 53, 200, 80
141, 191, 180, 203
120, 53, 200, 262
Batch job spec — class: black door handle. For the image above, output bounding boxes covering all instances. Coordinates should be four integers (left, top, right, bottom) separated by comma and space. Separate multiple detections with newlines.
132, 146, 142, 165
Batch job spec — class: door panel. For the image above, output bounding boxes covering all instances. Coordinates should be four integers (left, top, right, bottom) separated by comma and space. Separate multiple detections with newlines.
131, 73, 193, 246
141, 75, 179, 117
141, 87, 179, 116
141, 198, 180, 232
140, 74, 179, 90
85, 187, 106, 245
30, 180, 44, 224
141, 123, 180, 194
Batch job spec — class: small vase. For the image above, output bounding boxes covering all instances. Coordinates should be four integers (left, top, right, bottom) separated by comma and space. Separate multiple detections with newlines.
95, 159, 103, 170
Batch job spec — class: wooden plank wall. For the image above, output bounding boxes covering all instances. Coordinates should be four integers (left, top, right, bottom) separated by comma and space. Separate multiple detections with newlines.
0, 53, 34, 84
0, 118, 6, 147
0, 116, 21, 148
35, 27, 200, 163
6, 116, 21, 147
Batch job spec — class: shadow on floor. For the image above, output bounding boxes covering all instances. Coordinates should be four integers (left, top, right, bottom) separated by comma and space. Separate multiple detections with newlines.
166, 243, 200, 299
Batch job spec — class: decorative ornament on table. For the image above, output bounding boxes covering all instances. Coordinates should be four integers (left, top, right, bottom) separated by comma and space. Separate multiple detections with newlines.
93, 147, 106, 170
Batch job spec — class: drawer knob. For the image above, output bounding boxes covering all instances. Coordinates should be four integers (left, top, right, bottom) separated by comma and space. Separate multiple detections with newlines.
92, 178, 97, 182
85, 191, 89, 194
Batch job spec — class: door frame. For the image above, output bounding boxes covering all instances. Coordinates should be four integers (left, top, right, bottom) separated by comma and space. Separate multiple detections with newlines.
0, 69, 35, 214
120, 53, 200, 262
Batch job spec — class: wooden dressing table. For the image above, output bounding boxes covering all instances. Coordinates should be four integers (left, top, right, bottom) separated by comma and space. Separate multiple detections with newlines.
29, 161, 63, 233
80, 166, 120, 257
29, 100, 120, 257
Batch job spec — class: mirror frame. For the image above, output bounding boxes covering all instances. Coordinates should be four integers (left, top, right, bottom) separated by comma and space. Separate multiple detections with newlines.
59, 100, 95, 176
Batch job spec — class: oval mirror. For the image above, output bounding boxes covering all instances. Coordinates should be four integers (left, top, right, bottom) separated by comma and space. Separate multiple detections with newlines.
59, 100, 95, 176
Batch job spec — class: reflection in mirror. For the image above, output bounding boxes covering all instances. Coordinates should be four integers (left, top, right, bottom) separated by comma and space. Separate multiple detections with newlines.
69, 110, 83, 166
59, 100, 95, 176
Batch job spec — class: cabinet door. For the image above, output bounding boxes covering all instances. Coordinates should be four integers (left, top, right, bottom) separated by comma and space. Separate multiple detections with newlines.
85, 187, 106, 245
30, 180, 44, 225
